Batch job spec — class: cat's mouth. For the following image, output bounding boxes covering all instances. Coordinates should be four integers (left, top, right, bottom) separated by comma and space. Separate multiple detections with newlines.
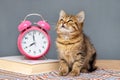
59, 25, 74, 34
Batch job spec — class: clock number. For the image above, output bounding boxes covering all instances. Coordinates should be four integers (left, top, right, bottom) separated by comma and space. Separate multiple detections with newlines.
23, 41, 26, 44
42, 46, 45, 49
25, 37, 28, 40
39, 32, 41, 35
33, 51, 36, 54
24, 46, 28, 49
39, 49, 41, 53
28, 50, 31, 53
43, 41, 46, 44
42, 37, 45, 39
28, 32, 31, 36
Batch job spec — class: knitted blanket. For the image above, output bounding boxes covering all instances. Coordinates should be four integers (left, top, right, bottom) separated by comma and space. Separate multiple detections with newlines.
0, 68, 120, 80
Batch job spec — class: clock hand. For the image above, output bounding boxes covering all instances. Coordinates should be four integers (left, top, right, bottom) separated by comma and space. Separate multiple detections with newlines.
33, 32, 35, 41
29, 42, 35, 47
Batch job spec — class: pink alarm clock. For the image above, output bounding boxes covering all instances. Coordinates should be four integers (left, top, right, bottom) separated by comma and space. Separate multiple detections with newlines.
17, 13, 51, 59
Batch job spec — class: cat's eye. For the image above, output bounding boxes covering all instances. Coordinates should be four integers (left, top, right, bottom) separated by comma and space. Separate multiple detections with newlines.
60, 19, 64, 22
67, 20, 73, 23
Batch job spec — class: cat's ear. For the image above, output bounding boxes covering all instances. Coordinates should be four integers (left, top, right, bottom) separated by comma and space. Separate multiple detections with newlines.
59, 10, 66, 20
76, 11, 85, 23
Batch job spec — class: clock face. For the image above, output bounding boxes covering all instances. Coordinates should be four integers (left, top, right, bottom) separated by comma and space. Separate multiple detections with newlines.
21, 30, 49, 57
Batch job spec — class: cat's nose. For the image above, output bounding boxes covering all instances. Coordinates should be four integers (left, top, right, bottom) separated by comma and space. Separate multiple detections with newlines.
61, 24, 65, 28
62, 26, 65, 28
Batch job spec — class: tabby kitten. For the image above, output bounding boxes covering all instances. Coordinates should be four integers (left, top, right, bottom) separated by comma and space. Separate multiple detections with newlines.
56, 10, 97, 76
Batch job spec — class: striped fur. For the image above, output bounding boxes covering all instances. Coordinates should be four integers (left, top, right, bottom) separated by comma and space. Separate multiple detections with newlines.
56, 10, 97, 76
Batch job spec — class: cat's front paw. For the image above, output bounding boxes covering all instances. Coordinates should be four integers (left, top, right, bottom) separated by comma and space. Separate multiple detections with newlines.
59, 66, 69, 76
81, 68, 89, 73
69, 70, 80, 76
59, 71, 68, 76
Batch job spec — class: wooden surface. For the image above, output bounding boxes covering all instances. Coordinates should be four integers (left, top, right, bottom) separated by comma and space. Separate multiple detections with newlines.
96, 60, 120, 70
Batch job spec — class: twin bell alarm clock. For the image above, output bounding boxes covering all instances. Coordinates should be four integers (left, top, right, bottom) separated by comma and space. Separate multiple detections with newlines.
17, 13, 51, 59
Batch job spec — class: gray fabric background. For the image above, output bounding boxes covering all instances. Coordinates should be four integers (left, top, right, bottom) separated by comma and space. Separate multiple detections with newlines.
0, 0, 120, 59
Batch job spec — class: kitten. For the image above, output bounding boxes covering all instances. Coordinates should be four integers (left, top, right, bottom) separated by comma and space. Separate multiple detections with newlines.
56, 10, 97, 76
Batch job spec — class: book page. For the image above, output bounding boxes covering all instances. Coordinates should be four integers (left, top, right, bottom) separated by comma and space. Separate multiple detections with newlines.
0, 56, 59, 65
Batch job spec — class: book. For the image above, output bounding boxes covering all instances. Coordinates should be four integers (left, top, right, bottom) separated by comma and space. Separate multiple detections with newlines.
0, 56, 59, 75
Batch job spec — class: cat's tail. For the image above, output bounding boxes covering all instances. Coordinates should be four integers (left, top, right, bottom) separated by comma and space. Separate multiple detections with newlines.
88, 52, 98, 72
